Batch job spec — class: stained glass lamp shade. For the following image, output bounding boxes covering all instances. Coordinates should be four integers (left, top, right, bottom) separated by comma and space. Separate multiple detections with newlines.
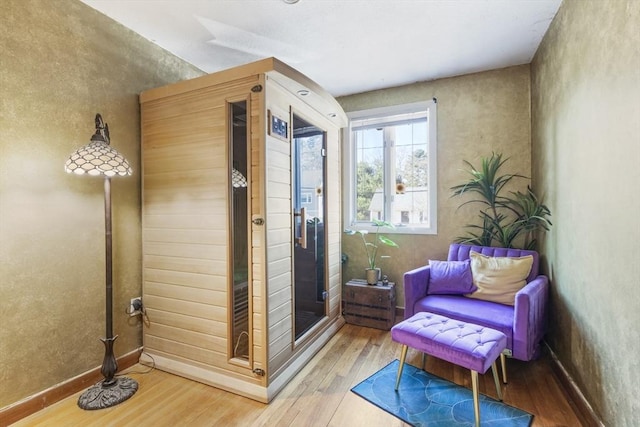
65, 118, 132, 177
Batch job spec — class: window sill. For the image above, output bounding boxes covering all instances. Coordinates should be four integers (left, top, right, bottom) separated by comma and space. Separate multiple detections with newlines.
346, 223, 437, 235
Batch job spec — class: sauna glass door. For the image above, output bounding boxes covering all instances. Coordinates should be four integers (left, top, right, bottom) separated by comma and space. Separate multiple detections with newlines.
292, 114, 327, 340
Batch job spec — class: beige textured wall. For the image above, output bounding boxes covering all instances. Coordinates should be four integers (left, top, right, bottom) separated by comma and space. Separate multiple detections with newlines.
531, 1, 640, 425
0, 0, 203, 408
338, 65, 532, 306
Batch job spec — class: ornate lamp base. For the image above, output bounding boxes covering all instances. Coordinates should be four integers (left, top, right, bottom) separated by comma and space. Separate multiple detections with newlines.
77, 377, 138, 410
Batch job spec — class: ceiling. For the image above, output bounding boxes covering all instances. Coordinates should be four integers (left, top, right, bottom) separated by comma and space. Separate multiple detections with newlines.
81, 0, 562, 97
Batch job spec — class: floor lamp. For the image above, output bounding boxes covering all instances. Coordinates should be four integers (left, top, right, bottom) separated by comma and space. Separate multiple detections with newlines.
65, 114, 138, 410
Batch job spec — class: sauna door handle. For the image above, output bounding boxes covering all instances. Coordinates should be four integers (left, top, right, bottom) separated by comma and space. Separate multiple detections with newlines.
294, 207, 307, 249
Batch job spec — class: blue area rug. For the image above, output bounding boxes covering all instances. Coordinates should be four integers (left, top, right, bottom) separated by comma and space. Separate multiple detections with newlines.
351, 359, 533, 427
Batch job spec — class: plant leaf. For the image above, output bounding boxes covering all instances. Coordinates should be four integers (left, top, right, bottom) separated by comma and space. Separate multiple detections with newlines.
378, 235, 399, 247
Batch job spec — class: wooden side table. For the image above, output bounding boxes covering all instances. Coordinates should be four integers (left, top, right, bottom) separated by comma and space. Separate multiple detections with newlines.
343, 279, 396, 330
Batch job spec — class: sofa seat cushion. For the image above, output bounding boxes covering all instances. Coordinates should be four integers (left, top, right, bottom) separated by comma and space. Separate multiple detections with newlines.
413, 295, 514, 349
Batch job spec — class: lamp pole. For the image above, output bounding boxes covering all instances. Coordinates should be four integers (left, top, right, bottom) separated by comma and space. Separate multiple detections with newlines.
100, 176, 118, 387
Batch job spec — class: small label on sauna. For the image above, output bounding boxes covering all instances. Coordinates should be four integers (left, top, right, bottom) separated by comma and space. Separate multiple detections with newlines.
268, 109, 289, 142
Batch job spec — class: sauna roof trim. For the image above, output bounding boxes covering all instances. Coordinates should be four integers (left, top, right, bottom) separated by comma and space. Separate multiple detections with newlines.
140, 57, 347, 128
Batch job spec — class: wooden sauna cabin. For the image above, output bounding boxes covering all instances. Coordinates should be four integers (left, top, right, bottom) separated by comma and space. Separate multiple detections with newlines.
139, 58, 347, 402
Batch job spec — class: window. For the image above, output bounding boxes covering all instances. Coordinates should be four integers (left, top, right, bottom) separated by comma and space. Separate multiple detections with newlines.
300, 192, 312, 204
344, 100, 437, 234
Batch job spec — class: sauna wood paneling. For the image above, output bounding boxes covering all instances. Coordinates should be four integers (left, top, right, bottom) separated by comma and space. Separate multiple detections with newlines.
141, 76, 262, 389
144, 268, 227, 291
144, 255, 226, 275
144, 213, 224, 230
144, 242, 221, 260
144, 308, 225, 336
145, 281, 226, 306
264, 81, 293, 371
148, 323, 226, 353
143, 295, 225, 322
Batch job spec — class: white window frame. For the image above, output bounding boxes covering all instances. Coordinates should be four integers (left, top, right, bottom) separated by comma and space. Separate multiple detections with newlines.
343, 100, 437, 235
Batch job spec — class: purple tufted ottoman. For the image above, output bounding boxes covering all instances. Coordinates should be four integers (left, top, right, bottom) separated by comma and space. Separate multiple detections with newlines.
391, 312, 507, 427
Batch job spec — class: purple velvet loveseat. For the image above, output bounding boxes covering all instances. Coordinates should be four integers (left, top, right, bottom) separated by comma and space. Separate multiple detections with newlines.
403, 243, 549, 362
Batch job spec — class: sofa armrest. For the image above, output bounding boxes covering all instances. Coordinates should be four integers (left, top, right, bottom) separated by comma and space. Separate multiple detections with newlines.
403, 265, 431, 319
512, 275, 549, 360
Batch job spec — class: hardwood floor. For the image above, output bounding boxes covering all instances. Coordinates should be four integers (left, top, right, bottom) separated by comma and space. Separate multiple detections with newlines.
11, 324, 583, 426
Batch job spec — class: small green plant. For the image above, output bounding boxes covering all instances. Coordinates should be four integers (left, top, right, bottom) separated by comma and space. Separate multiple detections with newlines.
345, 219, 399, 270
451, 152, 552, 250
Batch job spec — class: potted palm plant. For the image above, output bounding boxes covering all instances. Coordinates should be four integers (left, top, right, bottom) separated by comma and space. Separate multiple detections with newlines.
345, 219, 399, 284
451, 152, 552, 250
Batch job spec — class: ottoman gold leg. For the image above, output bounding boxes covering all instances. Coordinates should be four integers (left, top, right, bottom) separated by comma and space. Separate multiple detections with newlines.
492, 362, 503, 401
421, 352, 427, 370
471, 370, 480, 427
500, 352, 508, 383
395, 345, 408, 391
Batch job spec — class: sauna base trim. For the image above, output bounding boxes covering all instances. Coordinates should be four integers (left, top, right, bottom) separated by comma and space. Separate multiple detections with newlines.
140, 317, 345, 403
139, 352, 269, 402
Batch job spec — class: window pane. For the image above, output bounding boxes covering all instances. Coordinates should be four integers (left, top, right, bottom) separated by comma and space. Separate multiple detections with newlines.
391, 119, 430, 226
354, 128, 383, 221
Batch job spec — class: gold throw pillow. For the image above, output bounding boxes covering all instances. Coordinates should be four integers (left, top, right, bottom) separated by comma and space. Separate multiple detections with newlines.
466, 251, 534, 306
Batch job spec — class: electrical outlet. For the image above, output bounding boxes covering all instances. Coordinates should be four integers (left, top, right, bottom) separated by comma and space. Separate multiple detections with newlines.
129, 297, 142, 317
